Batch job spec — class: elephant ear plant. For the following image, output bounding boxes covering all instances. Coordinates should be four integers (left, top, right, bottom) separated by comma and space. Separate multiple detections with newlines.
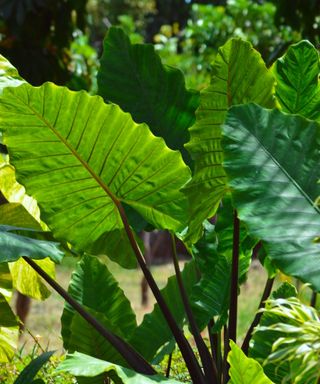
0, 28, 319, 384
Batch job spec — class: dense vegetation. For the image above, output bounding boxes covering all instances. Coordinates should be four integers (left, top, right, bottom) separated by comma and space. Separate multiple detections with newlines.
0, 1, 319, 383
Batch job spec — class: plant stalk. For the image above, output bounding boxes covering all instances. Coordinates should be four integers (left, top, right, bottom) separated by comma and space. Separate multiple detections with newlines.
311, 291, 317, 308
224, 211, 240, 383
208, 319, 222, 383
242, 277, 274, 354
171, 234, 218, 383
228, 211, 240, 343
222, 325, 229, 384
117, 203, 206, 384
22, 257, 156, 376
165, 353, 173, 378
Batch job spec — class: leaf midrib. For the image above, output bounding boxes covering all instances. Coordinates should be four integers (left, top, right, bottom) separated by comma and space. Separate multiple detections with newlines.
10, 84, 182, 222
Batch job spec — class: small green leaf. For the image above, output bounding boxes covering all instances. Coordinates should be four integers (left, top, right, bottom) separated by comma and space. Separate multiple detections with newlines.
0, 292, 19, 362
274, 40, 320, 121
0, 202, 56, 298
0, 202, 40, 230
251, 298, 320, 384
0, 262, 12, 300
271, 283, 297, 300
14, 351, 55, 384
0, 162, 40, 221
228, 340, 274, 384
0, 224, 63, 263
9, 257, 55, 300
57, 352, 183, 383
61, 255, 137, 365
0, 292, 17, 327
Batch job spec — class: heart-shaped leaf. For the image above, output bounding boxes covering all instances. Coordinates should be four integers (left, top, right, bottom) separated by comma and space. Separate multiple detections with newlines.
1, 83, 190, 268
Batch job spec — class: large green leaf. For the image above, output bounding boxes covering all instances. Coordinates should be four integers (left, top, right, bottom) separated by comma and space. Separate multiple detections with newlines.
129, 260, 198, 362
1, 82, 190, 268
0, 292, 19, 362
228, 341, 274, 384
61, 255, 137, 367
98, 27, 199, 166
57, 352, 183, 384
183, 38, 275, 243
274, 40, 320, 121
222, 104, 320, 290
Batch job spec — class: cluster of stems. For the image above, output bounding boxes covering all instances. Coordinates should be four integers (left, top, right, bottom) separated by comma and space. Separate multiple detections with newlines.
24, 203, 277, 383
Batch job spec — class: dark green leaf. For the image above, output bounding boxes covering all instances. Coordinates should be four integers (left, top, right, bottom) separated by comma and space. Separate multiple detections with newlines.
271, 282, 297, 300
0, 225, 63, 263
98, 27, 199, 166
222, 104, 320, 290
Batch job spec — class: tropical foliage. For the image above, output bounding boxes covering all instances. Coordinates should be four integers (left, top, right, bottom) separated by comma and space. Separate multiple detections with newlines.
0, 25, 319, 384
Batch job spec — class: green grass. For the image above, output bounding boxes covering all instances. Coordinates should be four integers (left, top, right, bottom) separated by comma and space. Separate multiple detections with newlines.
0, 347, 76, 384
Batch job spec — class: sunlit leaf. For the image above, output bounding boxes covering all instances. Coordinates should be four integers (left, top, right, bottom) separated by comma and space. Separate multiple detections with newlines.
184, 38, 275, 243
228, 340, 274, 384
1, 82, 190, 268
9, 258, 54, 300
